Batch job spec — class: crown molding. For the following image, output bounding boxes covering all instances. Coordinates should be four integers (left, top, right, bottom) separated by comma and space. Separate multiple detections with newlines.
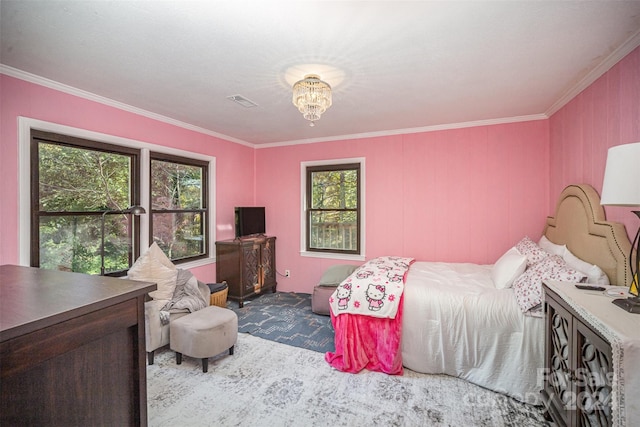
4, 21, 638, 151
545, 28, 640, 117
0, 64, 254, 148
3, 63, 547, 149
256, 114, 549, 149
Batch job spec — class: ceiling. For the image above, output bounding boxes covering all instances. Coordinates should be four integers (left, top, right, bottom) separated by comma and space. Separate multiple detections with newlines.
2, 1, 640, 147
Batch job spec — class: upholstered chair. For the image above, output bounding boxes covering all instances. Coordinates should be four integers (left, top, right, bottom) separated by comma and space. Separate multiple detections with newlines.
144, 281, 211, 365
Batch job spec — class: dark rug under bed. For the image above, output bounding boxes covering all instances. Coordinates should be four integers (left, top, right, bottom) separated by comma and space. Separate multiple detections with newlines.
229, 292, 335, 354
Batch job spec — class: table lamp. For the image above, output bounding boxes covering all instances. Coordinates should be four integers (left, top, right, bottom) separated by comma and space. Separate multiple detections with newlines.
601, 142, 640, 313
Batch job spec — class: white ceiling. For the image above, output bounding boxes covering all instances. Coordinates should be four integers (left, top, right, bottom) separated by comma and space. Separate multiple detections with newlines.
2, 1, 640, 146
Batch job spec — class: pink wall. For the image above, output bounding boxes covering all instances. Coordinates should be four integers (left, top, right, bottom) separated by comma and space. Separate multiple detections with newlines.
2, 45, 636, 293
549, 46, 639, 240
256, 120, 550, 293
0, 75, 255, 283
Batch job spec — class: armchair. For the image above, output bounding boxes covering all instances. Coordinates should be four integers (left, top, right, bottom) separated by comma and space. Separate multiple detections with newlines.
145, 281, 211, 365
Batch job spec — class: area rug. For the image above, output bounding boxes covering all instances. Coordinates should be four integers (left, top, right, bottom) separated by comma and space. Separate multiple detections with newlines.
229, 292, 335, 353
147, 333, 547, 426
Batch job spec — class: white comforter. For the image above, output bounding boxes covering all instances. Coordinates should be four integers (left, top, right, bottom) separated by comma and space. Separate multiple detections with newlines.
402, 261, 544, 404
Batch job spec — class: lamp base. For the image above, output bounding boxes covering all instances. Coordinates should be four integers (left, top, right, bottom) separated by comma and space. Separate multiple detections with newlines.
612, 297, 640, 314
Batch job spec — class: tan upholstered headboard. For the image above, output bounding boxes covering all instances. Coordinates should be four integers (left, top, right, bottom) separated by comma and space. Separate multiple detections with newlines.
543, 184, 633, 287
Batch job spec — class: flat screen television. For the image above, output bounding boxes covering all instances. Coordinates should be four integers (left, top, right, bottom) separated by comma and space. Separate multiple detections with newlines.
235, 207, 266, 238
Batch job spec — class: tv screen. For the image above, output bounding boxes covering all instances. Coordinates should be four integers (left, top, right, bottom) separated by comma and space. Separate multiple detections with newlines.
235, 207, 266, 238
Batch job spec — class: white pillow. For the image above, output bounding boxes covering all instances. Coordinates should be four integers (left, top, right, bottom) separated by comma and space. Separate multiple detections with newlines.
538, 235, 566, 256
128, 242, 178, 301
563, 248, 610, 285
492, 247, 528, 289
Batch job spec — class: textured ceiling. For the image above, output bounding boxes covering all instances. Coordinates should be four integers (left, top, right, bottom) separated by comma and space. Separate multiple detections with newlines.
1, 1, 640, 146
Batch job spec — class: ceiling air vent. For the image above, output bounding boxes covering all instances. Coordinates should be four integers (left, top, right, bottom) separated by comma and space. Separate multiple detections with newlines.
226, 95, 258, 108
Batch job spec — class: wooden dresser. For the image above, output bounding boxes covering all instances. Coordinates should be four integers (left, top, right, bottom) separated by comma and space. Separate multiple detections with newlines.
216, 235, 276, 307
0, 265, 156, 426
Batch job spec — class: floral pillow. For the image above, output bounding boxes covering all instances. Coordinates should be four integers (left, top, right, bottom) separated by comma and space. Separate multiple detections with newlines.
515, 236, 549, 267
513, 255, 587, 313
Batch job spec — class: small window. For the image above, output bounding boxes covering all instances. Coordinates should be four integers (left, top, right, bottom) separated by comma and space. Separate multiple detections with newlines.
305, 162, 361, 255
150, 153, 209, 263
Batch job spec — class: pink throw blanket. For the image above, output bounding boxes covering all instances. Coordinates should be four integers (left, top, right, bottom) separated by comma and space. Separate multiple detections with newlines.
325, 256, 414, 375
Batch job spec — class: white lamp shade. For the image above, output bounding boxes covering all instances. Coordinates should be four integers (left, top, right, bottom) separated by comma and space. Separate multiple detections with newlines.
600, 142, 640, 207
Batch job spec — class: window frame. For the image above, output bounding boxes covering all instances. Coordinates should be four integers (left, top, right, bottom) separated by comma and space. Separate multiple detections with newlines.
18, 117, 216, 270
300, 157, 365, 261
30, 130, 143, 272
149, 151, 210, 264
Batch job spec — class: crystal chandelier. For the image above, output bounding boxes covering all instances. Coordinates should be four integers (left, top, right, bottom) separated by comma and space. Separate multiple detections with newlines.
292, 74, 332, 126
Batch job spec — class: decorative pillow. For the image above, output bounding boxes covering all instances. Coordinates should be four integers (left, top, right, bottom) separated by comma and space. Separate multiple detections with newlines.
491, 247, 527, 289
563, 248, 610, 285
515, 236, 549, 267
513, 255, 587, 313
538, 235, 566, 256
318, 264, 359, 287
128, 242, 178, 301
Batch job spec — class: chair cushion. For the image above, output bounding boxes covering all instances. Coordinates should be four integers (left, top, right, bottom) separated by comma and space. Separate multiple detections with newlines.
318, 264, 358, 287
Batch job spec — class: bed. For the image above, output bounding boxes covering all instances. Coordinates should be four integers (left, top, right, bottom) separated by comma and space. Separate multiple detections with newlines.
326, 184, 633, 405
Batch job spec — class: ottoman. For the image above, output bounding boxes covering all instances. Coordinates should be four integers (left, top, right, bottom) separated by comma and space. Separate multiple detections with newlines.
170, 305, 238, 372
311, 285, 336, 315
311, 264, 359, 315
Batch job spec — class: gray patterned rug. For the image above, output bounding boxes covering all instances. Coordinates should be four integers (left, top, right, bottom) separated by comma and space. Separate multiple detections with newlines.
229, 292, 335, 353
147, 333, 547, 426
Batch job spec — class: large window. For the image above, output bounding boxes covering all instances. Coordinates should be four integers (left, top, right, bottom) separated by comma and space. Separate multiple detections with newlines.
150, 153, 208, 262
303, 159, 364, 258
27, 124, 213, 273
31, 130, 141, 274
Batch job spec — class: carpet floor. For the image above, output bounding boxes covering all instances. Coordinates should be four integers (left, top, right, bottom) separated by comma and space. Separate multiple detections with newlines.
229, 292, 335, 353
149, 292, 549, 426
147, 333, 548, 426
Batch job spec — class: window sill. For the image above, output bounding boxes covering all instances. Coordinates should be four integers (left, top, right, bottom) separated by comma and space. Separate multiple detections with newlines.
300, 251, 365, 262
176, 256, 216, 270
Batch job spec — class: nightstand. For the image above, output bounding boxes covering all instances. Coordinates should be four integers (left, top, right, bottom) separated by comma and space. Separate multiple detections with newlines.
542, 281, 640, 426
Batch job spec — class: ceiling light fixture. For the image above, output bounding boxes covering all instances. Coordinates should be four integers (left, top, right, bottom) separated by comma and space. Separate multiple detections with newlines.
292, 74, 332, 127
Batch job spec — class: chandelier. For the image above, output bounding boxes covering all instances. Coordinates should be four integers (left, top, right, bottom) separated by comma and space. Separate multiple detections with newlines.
292, 74, 332, 126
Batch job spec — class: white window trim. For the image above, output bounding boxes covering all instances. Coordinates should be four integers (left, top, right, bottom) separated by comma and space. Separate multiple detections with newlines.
18, 116, 216, 268
300, 157, 365, 261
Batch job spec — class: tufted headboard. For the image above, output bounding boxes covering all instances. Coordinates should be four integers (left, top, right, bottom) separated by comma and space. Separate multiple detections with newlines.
543, 184, 634, 287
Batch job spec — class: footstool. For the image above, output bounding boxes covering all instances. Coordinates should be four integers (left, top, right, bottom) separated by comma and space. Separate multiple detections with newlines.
311, 285, 336, 315
311, 264, 359, 315
170, 305, 238, 372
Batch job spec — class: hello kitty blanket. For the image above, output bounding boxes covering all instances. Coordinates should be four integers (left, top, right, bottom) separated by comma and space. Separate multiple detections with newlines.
328, 256, 414, 319
326, 256, 414, 375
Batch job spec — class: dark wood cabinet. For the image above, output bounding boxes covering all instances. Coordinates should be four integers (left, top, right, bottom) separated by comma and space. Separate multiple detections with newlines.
0, 265, 155, 427
543, 283, 613, 427
216, 236, 276, 307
